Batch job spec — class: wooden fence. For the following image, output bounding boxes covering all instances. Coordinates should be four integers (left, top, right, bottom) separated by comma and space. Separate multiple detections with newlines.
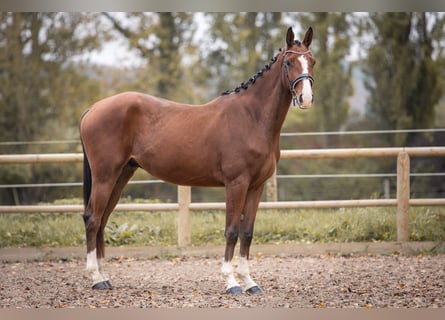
1, 147, 445, 246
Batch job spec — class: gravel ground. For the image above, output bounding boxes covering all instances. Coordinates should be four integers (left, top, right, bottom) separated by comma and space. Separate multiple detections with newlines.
1, 253, 444, 308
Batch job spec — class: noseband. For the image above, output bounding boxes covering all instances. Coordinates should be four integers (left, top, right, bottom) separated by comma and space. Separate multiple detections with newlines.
283, 50, 314, 106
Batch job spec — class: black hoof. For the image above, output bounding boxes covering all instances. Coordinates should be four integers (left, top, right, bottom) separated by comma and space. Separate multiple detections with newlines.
92, 280, 113, 290
246, 285, 263, 295
226, 286, 243, 295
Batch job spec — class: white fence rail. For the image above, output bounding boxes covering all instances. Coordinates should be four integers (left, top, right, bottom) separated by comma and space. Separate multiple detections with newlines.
1, 147, 445, 246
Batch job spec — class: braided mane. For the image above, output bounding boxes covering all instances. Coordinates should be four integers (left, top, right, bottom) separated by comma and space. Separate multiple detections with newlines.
221, 49, 281, 96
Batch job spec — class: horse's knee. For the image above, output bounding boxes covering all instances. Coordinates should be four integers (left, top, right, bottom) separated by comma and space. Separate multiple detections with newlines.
242, 230, 253, 241
225, 227, 239, 244
239, 228, 254, 258
240, 229, 254, 244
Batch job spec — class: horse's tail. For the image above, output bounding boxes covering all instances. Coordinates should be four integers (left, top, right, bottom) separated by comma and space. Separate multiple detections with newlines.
80, 109, 92, 208
82, 143, 92, 208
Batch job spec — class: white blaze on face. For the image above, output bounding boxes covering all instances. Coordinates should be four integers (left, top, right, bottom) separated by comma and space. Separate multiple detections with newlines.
297, 55, 313, 108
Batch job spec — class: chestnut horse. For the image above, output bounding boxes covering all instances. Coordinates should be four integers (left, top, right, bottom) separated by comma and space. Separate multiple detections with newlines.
80, 27, 315, 295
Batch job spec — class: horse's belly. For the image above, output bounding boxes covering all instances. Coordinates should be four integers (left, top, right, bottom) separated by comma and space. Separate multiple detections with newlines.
152, 169, 224, 187
137, 155, 223, 187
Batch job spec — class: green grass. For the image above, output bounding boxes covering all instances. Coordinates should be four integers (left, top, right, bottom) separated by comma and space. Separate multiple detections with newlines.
0, 201, 444, 248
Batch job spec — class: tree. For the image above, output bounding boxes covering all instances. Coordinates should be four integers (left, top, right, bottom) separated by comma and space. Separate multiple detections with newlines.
363, 12, 445, 146
199, 13, 283, 99
360, 13, 445, 200
0, 13, 103, 204
101, 12, 198, 103
292, 12, 353, 147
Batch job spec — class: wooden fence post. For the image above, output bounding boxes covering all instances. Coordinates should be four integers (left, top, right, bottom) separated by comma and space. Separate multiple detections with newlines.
396, 151, 410, 242
178, 185, 191, 247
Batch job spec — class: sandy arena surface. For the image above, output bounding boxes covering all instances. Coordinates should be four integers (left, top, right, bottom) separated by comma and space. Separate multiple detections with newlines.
1, 252, 444, 308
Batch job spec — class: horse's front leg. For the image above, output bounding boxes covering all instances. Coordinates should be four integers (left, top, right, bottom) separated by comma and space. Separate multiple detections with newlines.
221, 179, 249, 295
237, 184, 265, 295
86, 248, 112, 289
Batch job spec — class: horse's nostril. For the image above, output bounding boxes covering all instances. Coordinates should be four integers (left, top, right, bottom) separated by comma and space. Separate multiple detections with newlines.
299, 94, 304, 104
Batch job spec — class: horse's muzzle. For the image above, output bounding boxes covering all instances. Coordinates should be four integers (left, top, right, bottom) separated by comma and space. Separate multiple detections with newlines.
298, 94, 314, 109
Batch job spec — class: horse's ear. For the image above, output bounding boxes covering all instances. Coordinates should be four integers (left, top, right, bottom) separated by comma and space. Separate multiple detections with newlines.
286, 27, 295, 49
303, 27, 313, 48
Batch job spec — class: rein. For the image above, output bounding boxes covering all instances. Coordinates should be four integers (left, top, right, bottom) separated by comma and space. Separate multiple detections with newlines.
283, 50, 314, 106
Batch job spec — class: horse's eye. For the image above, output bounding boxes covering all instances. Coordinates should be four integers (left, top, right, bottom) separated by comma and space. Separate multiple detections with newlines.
286, 60, 292, 67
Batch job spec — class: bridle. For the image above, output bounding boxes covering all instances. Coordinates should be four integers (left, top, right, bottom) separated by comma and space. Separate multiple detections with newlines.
283, 49, 314, 107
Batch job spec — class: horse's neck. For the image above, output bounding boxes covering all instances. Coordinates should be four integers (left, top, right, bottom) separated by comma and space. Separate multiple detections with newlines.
242, 60, 292, 141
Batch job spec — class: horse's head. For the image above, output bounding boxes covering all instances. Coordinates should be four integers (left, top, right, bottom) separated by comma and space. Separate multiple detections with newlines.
282, 27, 315, 109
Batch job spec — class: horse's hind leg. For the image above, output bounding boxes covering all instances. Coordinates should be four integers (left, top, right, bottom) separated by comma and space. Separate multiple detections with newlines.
84, 180, 116, 289
94, 162, 138, 289
87, 162, 137, 290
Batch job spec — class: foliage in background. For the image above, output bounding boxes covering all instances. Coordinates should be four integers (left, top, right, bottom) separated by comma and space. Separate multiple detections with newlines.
359, 13, 445, 200
1, 12, 445, 205
289, 12, 353, 148
363, 12, 445, 146
198, 13, 283, 98
0, 13, 105, 203
101, 12, 200, 103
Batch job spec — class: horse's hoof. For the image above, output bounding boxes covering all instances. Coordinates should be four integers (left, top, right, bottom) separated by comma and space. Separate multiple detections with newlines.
226, 286, 243, 295
246, 285, 263, 295
92, 280, 113, 290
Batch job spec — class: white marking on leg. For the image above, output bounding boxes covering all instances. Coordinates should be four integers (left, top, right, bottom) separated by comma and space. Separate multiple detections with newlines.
86, 249, 98, 270
297, 55, 313, 107
86, 249, 106, 285
221, 260, 240, 290
237, 257, 258, 291
97, 258, 109, 282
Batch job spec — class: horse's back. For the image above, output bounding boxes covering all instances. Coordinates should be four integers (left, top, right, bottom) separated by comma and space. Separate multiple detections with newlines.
84, 92, 159, 118
80, 91, 226, 185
